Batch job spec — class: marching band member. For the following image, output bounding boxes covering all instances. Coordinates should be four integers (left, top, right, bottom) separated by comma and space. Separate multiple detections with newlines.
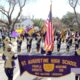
66, 36, 71, 52
35, 33, 41, 53
17, 35, 23, 52
75, 32, 79, 55
57, 32, 61, 52
40, 32, 46, 55
26, 34, 32, 53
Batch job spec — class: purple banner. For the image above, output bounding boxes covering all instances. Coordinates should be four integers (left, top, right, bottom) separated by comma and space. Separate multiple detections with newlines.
18, 56, 80, 77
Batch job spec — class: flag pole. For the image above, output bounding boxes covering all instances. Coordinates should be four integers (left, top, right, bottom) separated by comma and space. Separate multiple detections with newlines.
50, 0, 53, 28
47, 1, 52, 80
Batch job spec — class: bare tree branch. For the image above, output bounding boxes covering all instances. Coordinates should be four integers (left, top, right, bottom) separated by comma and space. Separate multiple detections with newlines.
18, 0, 26, 8
0, 9, 8, 17
8, 2, 11, 15
0, 0, 27, 32
0, 6, 8, 16
11, 0, 27, 31
18, 0, 21, 8
78, 0, 80, 5
75, 0, 78, 8
69, 0, 80, 26
10, 3, 16, 17
69, 0, 78, 8
11, 8, 22, 31
0, 19, 8, 25
0, 6, 8, 13
21, 0, 26, 8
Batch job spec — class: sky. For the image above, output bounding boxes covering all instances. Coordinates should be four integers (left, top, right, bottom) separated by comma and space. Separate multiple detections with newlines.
22, 0, 80, 19
0, 0, 80, 20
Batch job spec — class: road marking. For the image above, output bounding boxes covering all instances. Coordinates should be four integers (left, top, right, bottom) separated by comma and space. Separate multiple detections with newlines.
47, 78, 51, 80
13, 70, 20, 80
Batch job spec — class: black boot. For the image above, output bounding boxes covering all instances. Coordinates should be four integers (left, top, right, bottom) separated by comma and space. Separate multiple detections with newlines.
75, 51, 78, 56
75, 75, 78, 80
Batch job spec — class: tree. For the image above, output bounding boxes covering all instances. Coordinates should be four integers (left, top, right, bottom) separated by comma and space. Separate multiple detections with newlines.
62, 12, 74, 27
61, 12, 80, 31
52, 17, 62, 30
69, 0, 80, 26
32, 19, 44, 28
0, 0, 26, 32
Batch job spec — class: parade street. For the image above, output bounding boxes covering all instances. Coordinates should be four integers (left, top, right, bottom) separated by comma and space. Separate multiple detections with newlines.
0, 39, 76, 80
0, 0, 80, 80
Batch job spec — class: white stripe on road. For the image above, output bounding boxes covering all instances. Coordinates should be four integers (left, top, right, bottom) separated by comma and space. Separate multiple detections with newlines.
13, 70, 20, 80
47, 78, 51, 80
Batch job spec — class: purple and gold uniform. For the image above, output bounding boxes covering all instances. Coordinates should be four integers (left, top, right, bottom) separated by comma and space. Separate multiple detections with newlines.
17, 36, 23, 52
27, 36, 32, 53
36, 36, 41, 52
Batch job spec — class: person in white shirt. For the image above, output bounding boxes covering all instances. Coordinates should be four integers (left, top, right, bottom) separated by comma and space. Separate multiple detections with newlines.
2, 45, 17, 80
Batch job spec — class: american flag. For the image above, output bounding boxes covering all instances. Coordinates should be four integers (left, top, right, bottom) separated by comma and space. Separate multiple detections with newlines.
44, 4, 54, 52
